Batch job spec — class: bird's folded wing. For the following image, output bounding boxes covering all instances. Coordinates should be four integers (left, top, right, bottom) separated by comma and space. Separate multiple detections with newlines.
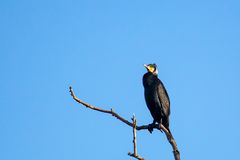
157, 82, 170, 116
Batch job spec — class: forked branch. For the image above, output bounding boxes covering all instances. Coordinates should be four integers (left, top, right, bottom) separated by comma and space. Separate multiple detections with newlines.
128, 115, 144, 160
69, 86, 180, 160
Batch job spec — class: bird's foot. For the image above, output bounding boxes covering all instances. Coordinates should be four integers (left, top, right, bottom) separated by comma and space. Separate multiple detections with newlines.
148, 123, 154, 133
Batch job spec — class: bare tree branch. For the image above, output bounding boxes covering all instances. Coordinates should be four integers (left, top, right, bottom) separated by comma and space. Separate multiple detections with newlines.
69, 86, 180, 160
128, 115, 144, 160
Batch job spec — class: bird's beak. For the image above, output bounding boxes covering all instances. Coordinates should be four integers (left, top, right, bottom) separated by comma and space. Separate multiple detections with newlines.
144, 64, 148, 68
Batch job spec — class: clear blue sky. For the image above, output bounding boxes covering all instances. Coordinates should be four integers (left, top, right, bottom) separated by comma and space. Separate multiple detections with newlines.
1, 0, 240, 160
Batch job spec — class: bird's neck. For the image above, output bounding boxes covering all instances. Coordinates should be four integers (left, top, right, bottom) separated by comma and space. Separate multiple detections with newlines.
143, 72, 158, 87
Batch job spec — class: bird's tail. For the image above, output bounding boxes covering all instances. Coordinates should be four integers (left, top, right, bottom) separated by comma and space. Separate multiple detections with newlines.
163, 118, 171, 135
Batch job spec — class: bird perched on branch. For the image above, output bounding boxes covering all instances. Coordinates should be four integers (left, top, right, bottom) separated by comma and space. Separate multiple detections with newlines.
143, 64, 170, 133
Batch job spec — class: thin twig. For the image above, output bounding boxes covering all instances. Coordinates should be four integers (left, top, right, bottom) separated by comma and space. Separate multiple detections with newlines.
128, 115, 144, 160
128, 153, 144, 160
133, 116, 137, 155
69, 86, 180, 160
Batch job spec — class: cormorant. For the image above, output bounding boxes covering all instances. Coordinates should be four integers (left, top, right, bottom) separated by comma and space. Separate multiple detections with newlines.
143, 63, 170, 133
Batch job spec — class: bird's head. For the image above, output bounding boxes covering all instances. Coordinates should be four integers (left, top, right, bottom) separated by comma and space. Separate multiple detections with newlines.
144, 63, 158, 75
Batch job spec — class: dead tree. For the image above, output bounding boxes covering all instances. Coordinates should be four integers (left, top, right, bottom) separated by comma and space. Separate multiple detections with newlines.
69, 86, 180, 160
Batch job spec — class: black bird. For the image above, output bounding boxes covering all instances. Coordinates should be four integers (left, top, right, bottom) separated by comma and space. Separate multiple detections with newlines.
143, 64, 170, 133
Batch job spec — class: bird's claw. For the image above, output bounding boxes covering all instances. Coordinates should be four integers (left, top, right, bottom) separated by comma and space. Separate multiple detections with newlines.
148, 123, 154, 133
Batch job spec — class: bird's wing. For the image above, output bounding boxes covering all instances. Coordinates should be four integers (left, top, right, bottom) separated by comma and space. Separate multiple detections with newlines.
157, 81, 170, 117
